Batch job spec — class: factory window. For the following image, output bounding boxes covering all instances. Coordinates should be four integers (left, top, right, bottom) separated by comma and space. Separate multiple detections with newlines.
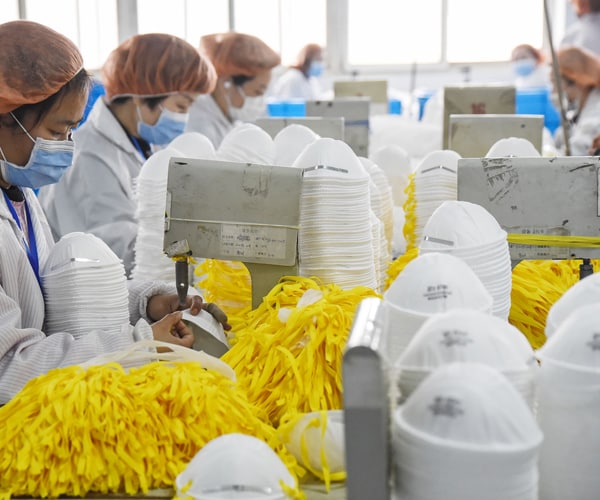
137, 0, 229, 45
348, 0, 545, 66
23, 0, 118, 70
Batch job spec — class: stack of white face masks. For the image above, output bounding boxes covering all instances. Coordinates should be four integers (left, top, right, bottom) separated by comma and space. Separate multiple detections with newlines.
175, 433, 297, 500
536, 303, 600, 500
291, 138, 377, 291
42, 232, 129, 338
410, 149, 461, 246
217, 123, 275, 165
544, 271, 600, 338
486, 137, 541, 157
382, 252, 493, 366
392, 363, 543, 500
419, 200, 513, 320
131, 146, 184, 283
395, 308, 537, 408
273, 124, 319, 167
370, 145, 413, 258
360, 157, 394, 286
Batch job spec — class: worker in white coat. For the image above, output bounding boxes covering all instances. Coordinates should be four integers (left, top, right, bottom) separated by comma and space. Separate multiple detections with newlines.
185, 32, 280, 148
560, 0, 600, 56
553, 46, 600, 155
39, 33, 216, 276
270, 44, 325, 100
0, 21, 228, 404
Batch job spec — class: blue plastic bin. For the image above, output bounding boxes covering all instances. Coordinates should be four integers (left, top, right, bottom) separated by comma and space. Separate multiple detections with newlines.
388, 99, 403, 115
267, 100, 306, 118
516, 87, 561, 135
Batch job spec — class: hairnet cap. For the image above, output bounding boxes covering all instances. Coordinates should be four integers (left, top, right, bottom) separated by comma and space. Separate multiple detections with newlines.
200, 32, 281, 77
0, 20, 83, 113
103, 33, 216, 100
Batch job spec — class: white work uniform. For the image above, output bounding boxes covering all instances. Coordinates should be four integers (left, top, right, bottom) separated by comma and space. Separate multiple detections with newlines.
554, 87, 600, 156
560, 12, 600, 56
185, 94, 233, 148
0, 188, 174, 404
270, 68, 319, 101
39, 98, 144, 276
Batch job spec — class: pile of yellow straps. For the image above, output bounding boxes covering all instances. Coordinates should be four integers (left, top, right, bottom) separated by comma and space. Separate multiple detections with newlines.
401, 173, 417, 251
223, 276, 379, 427
0, 361, 303, 500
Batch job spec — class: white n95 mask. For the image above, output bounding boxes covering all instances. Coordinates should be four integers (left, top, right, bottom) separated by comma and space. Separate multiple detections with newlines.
175, 433, 298, 499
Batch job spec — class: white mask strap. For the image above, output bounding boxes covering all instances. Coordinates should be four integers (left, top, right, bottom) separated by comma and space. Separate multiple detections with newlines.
9, 112, 35, 143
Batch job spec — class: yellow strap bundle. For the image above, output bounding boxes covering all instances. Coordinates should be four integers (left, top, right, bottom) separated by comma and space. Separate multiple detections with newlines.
222, 276, 379, 427
195, 259, 252, 331
402, 173, 417, 251
384, 247, 419, 291
0, 361, 301, 499
509, 259, 600, 349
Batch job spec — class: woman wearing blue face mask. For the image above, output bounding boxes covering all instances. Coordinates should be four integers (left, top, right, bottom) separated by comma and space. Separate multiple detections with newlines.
185, 32, 281, 148
511, 44, 550, 89
270, 44, 326, 102
39, 33, 216, 276
0, 21, 232, 405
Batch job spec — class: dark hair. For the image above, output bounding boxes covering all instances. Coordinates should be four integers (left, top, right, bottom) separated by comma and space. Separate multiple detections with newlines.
591, 0, 600, 12
110, 95, 166, 110
231, 74, 255, 87
10, 69, 92, 129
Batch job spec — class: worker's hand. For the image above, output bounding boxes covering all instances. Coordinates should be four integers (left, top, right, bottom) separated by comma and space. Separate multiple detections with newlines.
147, 293, 231, 331
147, 293, 203, 321
150, 310, 194, 350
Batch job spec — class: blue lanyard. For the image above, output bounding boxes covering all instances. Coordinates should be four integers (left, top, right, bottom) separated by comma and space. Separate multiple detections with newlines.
130, 136, 149, 159
2, 190, 41, 287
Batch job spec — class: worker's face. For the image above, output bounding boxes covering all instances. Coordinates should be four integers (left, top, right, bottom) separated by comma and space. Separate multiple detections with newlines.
552, 74, 583, 110
137, 93, 197, 126
227, 70, 273, 108
0, 90, 86, 168
570, 0, 588, 17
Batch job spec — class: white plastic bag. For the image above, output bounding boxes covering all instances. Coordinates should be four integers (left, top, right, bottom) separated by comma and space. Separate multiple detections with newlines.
79, 339, 236, 380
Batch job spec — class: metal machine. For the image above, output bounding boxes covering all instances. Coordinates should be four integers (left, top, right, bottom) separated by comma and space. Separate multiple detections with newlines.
164, 158, 303, 309
343, 297, 391, 500
305, 98, 371, 157
334, 79, 389, 116
442, 85, 516, 148
457, 155, 600, 275
448, 114, 544, 158
255, 116, 345, 140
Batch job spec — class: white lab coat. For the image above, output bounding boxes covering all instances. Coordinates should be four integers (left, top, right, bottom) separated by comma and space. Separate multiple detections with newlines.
560, 12, 600, 56
270, 68, 320, 101
0, 188, 174, 404
39, 98, 144, 276
185, 94, 233, 148
554, 87, 600, 156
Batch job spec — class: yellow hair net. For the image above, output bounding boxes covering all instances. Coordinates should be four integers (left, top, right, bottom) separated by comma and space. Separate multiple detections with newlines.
103, 33, 216, 100
200, 32, 281, 77
0, 20, 83, 114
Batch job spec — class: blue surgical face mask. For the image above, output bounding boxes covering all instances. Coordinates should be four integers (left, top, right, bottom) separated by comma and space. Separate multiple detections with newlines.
137, 105, 188, 145
309, 60, 324, 78
513, 58, 536, 78
0, 113, 74, 189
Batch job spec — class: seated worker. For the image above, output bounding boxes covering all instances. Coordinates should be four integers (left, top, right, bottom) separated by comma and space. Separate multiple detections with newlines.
553, 46, 600, 155
270, 43, 325, 100
39, 33, 216, 276
0, 20, 228, 405
185, 32, 280, 148
511, 44, 550, 89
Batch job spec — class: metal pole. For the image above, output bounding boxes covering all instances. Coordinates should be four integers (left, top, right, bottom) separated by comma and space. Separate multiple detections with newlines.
544, 0, 572, 156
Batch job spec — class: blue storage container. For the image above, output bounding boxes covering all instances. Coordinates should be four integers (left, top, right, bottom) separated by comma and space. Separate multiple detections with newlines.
516, 87, 561, 135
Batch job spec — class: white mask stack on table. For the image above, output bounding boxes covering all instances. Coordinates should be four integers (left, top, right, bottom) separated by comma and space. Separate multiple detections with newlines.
392, 363, 543, 500
537, 302, 600, 500
42, 232, 129, 338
